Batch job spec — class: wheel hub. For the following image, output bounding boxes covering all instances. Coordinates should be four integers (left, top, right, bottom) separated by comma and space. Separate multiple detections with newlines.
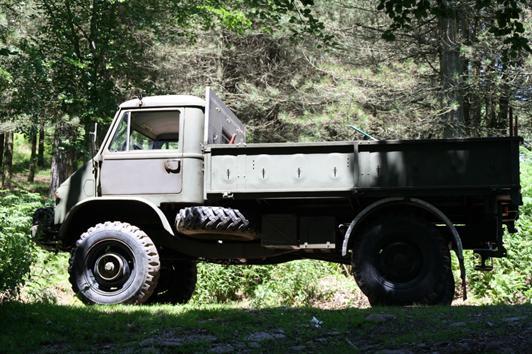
95, 253, 126, 282
379, 241, 422, 283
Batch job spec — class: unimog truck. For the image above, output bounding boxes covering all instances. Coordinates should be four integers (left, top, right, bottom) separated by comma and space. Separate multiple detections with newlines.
32, 88, 522, 306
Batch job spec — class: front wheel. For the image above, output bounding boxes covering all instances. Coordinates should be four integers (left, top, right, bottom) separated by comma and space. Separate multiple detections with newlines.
352, 214, 454, 306
69, 222, 160, 305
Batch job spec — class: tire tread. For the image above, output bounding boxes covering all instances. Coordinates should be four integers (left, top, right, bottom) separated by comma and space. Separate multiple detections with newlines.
176, 206, 254, 236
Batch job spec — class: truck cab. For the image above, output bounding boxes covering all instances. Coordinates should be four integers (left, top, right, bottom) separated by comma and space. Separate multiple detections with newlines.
53, 89, 244, 219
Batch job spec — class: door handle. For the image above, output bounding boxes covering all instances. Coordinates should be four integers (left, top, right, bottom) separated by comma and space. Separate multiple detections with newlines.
164, 159, 181, 174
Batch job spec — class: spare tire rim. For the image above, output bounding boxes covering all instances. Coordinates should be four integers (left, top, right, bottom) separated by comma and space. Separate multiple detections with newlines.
378, 241, 423, 283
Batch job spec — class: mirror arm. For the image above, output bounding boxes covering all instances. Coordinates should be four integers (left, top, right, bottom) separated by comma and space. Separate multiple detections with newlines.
89, 122, 98, 161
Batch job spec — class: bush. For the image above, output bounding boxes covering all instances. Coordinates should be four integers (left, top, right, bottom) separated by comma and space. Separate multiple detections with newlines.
192, 263, 274, 304
250, 261, 343, 307
191, 260, 356, 307
0, 190, 44, 300
20, 249, 71, 304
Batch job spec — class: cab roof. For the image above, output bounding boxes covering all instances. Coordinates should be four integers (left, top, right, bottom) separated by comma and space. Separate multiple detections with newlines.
119, 95, 205, 109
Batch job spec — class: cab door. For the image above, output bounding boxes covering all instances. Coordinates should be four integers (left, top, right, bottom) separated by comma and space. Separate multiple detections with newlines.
100, 109, 183, 196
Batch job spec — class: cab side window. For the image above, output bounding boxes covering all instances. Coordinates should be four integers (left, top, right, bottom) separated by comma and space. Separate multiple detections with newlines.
109, 110, 180, 152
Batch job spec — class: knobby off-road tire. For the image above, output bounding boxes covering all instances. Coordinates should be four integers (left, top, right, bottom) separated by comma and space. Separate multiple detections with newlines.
176, 206, 255, 239
147, 260, 197, 304
68, 221, 160, 305
352, 214, 454, 306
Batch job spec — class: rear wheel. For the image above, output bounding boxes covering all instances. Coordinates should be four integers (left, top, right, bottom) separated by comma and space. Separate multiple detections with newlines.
352, 214, 454, 306
68, 221, 160, 305
147, 260, 197, 304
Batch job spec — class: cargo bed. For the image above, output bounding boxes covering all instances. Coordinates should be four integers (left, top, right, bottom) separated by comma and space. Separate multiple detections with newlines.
204, 137, 521, 204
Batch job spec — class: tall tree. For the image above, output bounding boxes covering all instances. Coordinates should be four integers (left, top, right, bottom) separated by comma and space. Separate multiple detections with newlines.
27, 126, 37, 182
0, 132, 4, 183
37, 122, 45, 168
375, 0, 530, 137
1, 131, 12, 188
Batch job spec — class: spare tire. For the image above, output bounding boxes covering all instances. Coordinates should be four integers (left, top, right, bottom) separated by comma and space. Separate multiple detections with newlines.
176, 206, 256, 240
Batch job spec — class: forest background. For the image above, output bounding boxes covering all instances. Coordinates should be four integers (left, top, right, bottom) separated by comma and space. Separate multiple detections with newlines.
0, 0, 530, 307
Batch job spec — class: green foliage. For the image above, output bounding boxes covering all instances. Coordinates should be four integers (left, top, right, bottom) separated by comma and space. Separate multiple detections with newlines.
193, 263, 274, 303
192, 260, 353, 307
377, 0, 530, 55
198, 6, 252, 33
0, 65, 11, 83
250, 261, 342, 307
21, 249, 70, 304
0, 190, 43, 298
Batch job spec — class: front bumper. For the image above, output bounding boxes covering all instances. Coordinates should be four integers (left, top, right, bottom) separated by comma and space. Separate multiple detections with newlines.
32, 207, 61, 251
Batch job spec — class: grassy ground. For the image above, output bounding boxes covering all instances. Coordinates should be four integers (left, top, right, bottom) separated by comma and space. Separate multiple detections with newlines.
1, 302, 530, 353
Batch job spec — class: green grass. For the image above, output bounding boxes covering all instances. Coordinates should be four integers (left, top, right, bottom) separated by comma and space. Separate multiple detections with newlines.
0, 302, 530, 353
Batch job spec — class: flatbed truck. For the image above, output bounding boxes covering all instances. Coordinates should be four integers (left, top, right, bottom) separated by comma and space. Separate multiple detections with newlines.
32, 88, 522, 306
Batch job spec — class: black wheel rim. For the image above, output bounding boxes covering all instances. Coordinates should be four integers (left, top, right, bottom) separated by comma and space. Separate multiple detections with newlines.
85, 240, 135, 294
377, 240, 423, 283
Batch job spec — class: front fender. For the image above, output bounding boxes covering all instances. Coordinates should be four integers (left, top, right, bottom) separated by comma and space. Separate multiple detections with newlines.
58, 197, 175, 249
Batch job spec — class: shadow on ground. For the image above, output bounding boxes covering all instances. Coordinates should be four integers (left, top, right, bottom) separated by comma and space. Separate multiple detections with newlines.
0, 302, 530, 353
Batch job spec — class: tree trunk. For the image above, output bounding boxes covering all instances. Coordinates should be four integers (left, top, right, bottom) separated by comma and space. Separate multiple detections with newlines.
469, 60, 482, 136
2, 132, 13, 189
497, 95, 509, 134
439, 0, 465, 137
462, 57, 470, 134
49, 123, 69, 196
497, 64, 510, 135
38, 121, 45, 168
0, 132, 4, 185
67, 144, 77, 176
487, 97, 497, 131
215, 31, 229, 92
463, 92, 470, 134
508, 106, 517, 136
28, 127, 38, 182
